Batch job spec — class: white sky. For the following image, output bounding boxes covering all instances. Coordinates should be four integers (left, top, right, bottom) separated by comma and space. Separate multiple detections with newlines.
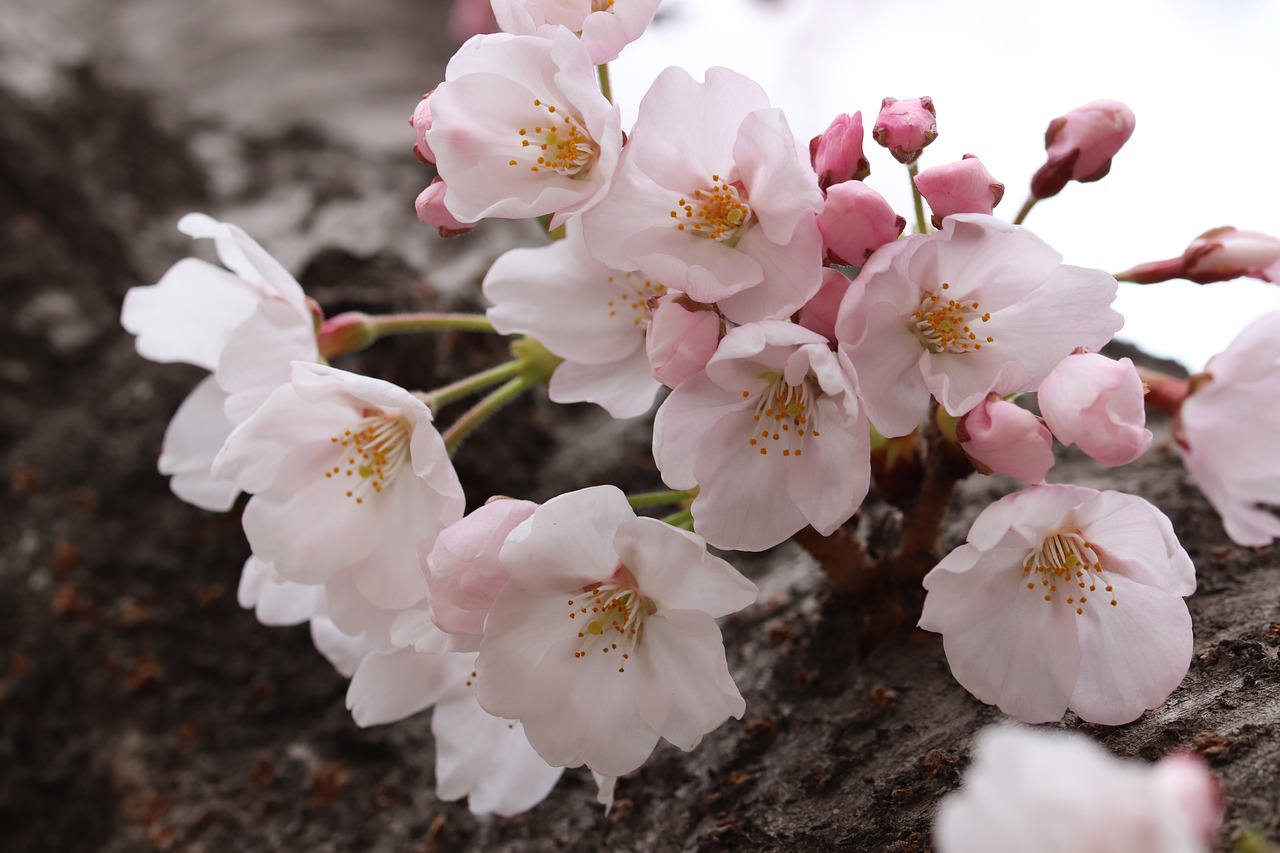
613, 0, 1280, 371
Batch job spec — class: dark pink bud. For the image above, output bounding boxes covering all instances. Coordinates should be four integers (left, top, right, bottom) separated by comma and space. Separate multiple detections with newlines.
810, 112, 870, 191
913, 154, 1004, 228
871, 97, 937, 165
816, 181, 906, 266
415, 177, 476, 238
410, 92, 435, 165
1030, 99, 1135, 199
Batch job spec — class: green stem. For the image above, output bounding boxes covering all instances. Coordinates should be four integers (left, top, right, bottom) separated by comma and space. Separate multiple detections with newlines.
317, 311, 494, 359
442, 375, 534, 455
626, 489, 694, 510
420, 360, 522, 412
907, 162, 928, 234
661, 508, 695, 531
597, 62, 612, 104
1013, 196, 1037, 226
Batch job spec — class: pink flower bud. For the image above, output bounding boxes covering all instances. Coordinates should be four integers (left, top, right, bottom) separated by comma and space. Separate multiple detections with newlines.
912, 154, 1004, 228
810, 112, 870, 191
816, 181, 906, 266
796, 267, 854, 343
410, 92, 435, 165
415, 178, 476, 238
646, 295, 723, 389
1038, 352, 1152, 467
1117, 226, 1280, 285
957, 395, 1055, 484
316, 311, 376, 360
1030, 99, 1135, 199
871, 97, 937, 165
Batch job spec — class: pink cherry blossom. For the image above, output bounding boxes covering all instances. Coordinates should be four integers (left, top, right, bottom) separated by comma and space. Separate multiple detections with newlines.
816, 180, 906, 266
1178, 310, 1280, 545
836, 214, 1123, 437
1116, 226, 1280, 286
872, 96, 937, 165
957, 395, 1054, 484
474, 486, 757, 777
581, 66, 824, 325
653, 321, 870, 552
919, 484, 1195, 725
1031, 99, 1135, 199
913, 154, 1004, 228
483, 220, 662, 418
936, 725, 1220, 853
426, 30, 622, 226
645, 295, 724, 389
810, 111, 870, 190
491, 0, 662, 64
1038, 352, 1152, 467
213, 362, 465, 613
416, 178, 477, 238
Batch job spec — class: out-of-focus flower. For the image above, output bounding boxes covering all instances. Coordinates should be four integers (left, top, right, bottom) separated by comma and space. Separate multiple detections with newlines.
936, 725, 1221, 853
810, 111, 870, 190
816, 180, 906, 266
1031, 99, 1135, 199
491, 0, 662, 64
872, 96, 937, 165
1038, 352, 1151, 467
913, 154, 1004, 228
581, 66, 824, 325
957, 395, 1054, 484
645, 295, 724, 389
836, 214, 1122, 437
920, 484, 1195, 725
654, 321, 870, 552
449, 0, 497, 43
1115, 226, 1280, 286
426, 30, 622, 226
1178, 310, 1280, 545
474, 486, 757, 776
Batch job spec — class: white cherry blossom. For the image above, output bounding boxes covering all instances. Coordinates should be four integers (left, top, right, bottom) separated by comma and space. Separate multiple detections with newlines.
491, 0, 662, 63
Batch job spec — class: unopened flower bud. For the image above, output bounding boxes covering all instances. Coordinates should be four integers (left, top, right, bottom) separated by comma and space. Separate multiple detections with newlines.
957, 395, 1055, 484
416, 178, 476, 238
1038, 352, 1151, 467
872, 97, 937, 165
913, 154, 1004, 228
1117, 226, 1280, 285
646, 295, 723, 389
810, 112, 870, 191
410, 92, 435, 165
816, 181, 906, 266
796, 267, 854, 343
316, 311, 377, 359
1030, 99, 1135, 199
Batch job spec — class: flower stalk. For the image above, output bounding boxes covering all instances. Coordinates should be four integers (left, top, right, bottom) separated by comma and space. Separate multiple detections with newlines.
317, 310, 495, 359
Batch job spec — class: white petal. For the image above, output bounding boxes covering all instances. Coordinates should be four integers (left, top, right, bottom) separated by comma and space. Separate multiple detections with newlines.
346, 647, 471, 727
157, 375, 240, 511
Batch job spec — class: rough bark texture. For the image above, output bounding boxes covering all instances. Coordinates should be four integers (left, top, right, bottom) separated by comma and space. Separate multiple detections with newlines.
2, 4, 1278, 851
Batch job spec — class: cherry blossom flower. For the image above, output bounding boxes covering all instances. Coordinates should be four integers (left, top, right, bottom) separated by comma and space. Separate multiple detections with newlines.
120, 213, 318, 510
483, 220, 662, 418
957, 395, 1054, 485
1116, 226, 1280, 286
491, 0, 662, 64
919, 484, 1195, 725
913, 154, 1004, 228
836, 214, 1122, 438
816, 180, 905, 266
1178, 310, 1280, 545
581, 66, 824, 325
936, 725, 1221, 853
213, 362, 465, 613
474, 486, 757, 776
645, 294, 723, 389
426, 29, 622, 226
1031, 99, 1135, 199
653, 321, 870, 552
416, 178, 476, 238
1038, 352, 1151, 467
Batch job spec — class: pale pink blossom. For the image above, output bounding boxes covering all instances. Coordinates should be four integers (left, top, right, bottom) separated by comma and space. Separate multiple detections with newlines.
795, 267, 854, 343
836, 214, 1123, 437
491, 0, 662, 64
483, 220, 662, 417
474, 486, 757, 776
415, 178, 477, 238
936, 725, 1221, 853
810, 111, 870, 190
653, 321, 870, 552
913, 154, 1004, 228
872, 97, 937, 165
410, 93, 435, 164
816, 180, 906, 266
1031, 99, 1135, 199
1039, 352, 1152, 467
920, 484, 1195, 725
1178, 310, 1280, 545
957, 395, 1054, 484
1116, 226, 1280, 286
581, 66, 824, 325
213, 362, 465, 613
645, 295, 724, 389
426, 30, 622, 226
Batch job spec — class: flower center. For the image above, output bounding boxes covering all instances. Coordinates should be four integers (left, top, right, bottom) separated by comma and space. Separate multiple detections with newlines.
591, 0, 616, 11
741, 374, 821, 459
565, 566, 655, 673
605, 273, 666, 328
325, 410, 412, 504
670, 174, 754, 245
911, 282, 994, 354
1023, 528, 1118, 614
511, 99, 598, 177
